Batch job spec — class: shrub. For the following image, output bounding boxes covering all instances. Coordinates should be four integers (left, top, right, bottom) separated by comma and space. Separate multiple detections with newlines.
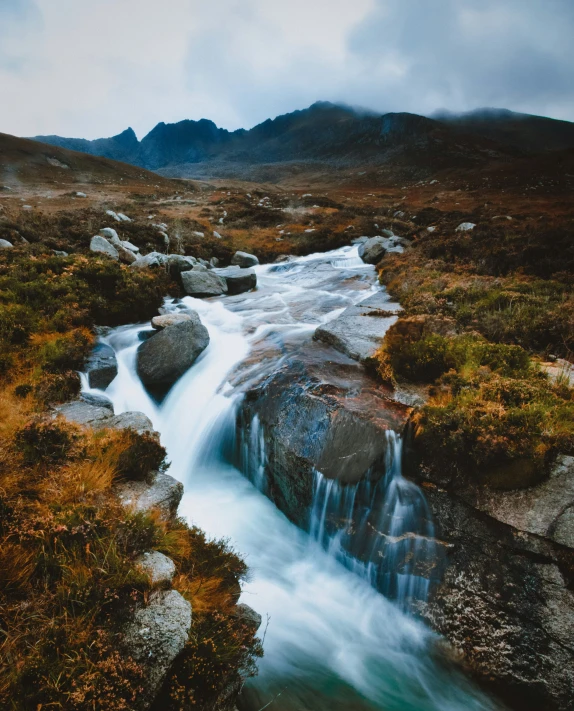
111, 429, 168, 482
15, 417, 78, 466
38, 329, 93, 373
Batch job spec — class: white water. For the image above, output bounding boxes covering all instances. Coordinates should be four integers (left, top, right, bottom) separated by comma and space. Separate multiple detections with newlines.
85, 247, 501, 711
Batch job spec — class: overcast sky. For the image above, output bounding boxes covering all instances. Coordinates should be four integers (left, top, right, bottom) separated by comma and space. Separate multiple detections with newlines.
1, 0, 573, 139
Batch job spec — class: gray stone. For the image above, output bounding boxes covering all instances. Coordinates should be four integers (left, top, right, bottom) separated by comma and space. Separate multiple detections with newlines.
54, 400, 112, 426
90, 235, 119, 260
123, 590, 191, 710
358, 236, 403, 265
86, 342, 118, 389
131, 252, 168, 269
117, 213, 131, 222
121, 240, 140, 253
80, 391, 114, 410
0, 239, 13, 249
314, 291, 401, 362
106, 209, 121, 222
151, 313, 193, 330
167, 254, 196, 277
455, 222, 476, 232
99, 227, 122, 246
105, 410, 157, 438
210, 257, 220, 267
137, 318, 210, 386
115, 471, 183, 519
135, 551, 176, 586
233, 604, 262, 632
53, 250, 68, 257
231, 250, 259, 268
181, 269, 228, 297
215, 266, 257, 295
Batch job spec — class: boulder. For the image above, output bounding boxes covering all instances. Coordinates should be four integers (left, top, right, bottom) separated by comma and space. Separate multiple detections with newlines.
231, 250, 259, 268
106, 410, 157, 438
117, 213, 131, 222
118, 246, 138, 264
80, 391, 114, 410
106, 210, 121, 222
210, 257, 220, 267
358, 236, 403, 265
90, 235, 119, 260
216, 266, 257, 295
151, 313, 193, 330
100, 227, 122, 246
456, 222, 476, 232
181, 269, 228, 297
86, 342, 118, 389
136, 318, 210, 386
135, 551, 176, 586
115, 471, 183, 519
233, 603, 262, 633
167, 254, 196, 277
0, 239, 13, 249
122, 590, 192, 710
54, 400, 113, 426
131, 252, 168, 269
121, 240, 140, 253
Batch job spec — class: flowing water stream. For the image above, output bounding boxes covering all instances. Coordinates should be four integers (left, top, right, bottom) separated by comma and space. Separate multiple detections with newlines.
84, 246, 502, 711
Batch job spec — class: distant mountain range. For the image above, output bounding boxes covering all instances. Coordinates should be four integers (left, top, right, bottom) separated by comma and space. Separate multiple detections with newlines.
32, 102, 574, 181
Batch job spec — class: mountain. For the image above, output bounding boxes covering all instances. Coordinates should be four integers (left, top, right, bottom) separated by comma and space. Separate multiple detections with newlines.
29, 102, 574, 181
0, 132, 171, 186
436, 107, 574, 153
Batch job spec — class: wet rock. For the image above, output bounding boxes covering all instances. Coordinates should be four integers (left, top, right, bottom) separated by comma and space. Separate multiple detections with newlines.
181, 269, 228, 297
231, 250, 259, 268
151, 313, 193, 330
237, 343, 412, 527
135, 551, 176, 586
314, 291, 400, 362
0, 239, 13, 249
90, 235, 119, 259
216, 266, 257, 295
115, 471, 183, 519
122, 590, 192, 710
136, 318, 210, 386
80, 391, 114, 410
86, 342, 118, 389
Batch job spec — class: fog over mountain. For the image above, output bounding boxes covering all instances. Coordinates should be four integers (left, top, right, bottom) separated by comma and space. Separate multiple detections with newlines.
2, 0, 574, 140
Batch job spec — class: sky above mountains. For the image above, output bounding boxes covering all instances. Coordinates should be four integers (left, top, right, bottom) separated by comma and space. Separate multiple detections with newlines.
1, 0, 573, 140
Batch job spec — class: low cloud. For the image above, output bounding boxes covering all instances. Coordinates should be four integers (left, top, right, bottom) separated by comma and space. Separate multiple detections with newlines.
0, 0, 572, 140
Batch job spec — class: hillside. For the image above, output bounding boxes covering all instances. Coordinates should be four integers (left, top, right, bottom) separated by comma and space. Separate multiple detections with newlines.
0, 132, 172, 188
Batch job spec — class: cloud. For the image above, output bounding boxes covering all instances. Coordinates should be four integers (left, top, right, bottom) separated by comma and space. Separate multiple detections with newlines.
0, 0, 572, 140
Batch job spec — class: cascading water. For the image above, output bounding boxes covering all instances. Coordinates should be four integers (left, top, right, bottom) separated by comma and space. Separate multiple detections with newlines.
308, 431, 439, 608
84, 246, 502, 711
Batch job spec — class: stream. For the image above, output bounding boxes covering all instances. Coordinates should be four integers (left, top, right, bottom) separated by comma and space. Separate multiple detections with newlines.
85, 246, 502, 711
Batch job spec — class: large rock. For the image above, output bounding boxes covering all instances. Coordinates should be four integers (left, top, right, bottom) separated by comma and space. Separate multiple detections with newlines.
131, 252, 168, 269
314, 291, 400, 362
54, 400, 113, 426
406, 451, 574, 711
106, 410, 157, 438
123, 590, 192, 710
135, 551, 176, 586
215, 266, 257, 295
237, 342, 412, 527
136, 317, 210, 386
85, 342, 118, 389
115, 471, 183, 519
358, 236, 404, 265
167, 254, 196, 277
90, 235, 119, 259
151, 313, 193, 330
231, 250, 259, 268
100, 227, 122, 247
181, 269, 228, 297
0, 239, 13, 249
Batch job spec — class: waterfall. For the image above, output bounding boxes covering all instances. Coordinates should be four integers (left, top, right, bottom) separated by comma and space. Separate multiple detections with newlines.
85, 244, 501, 711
